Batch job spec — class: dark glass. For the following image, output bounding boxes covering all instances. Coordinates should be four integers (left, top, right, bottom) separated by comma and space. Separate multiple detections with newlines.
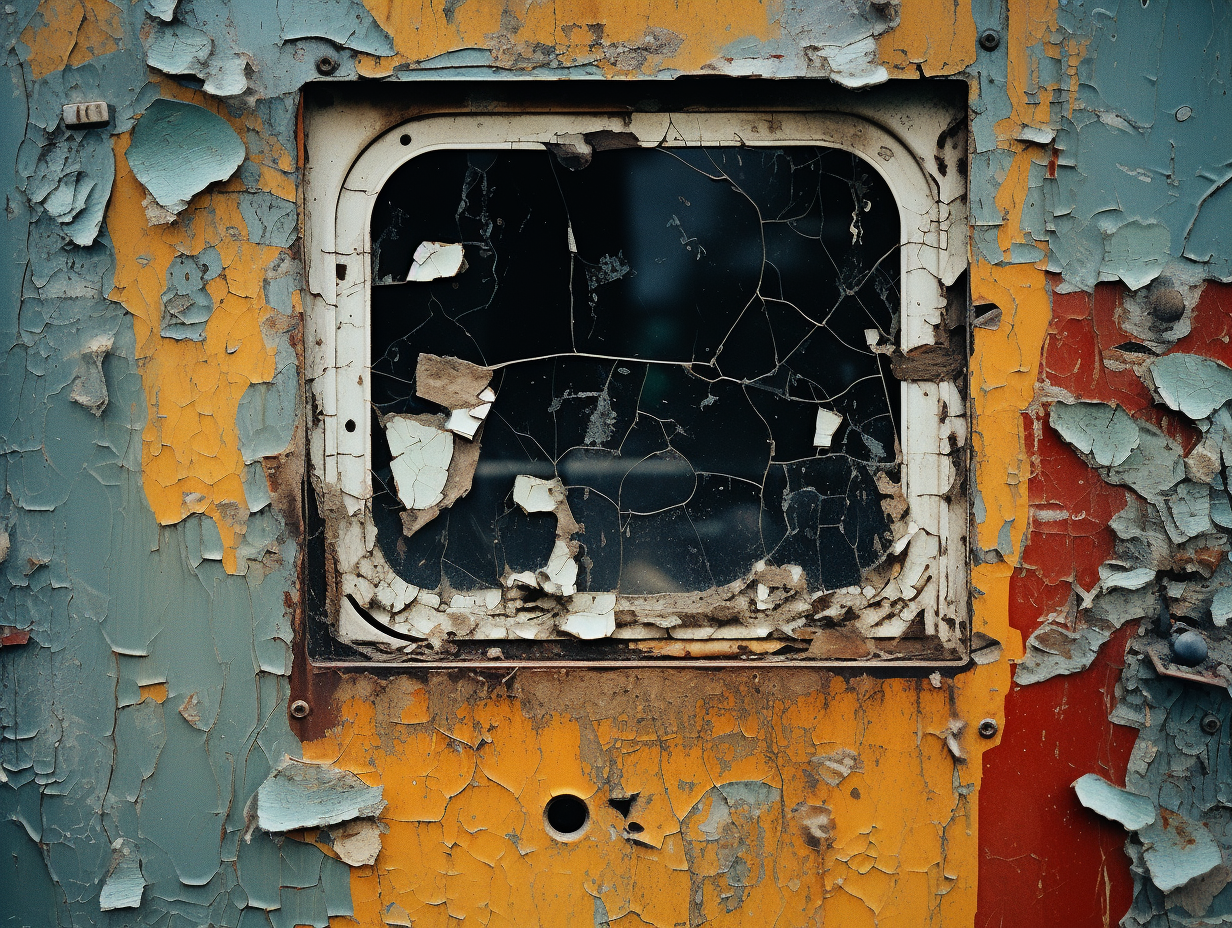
369, 144, 900, 594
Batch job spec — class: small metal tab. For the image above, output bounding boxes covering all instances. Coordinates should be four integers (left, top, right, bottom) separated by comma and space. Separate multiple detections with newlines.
62, 102, 110, 129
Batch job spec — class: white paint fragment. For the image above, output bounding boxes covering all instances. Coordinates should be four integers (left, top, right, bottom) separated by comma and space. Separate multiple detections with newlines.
385, 417, 453, 509
560, 594, 617, 639
445, 407, 483, 440
1097, 566, 1157, 593
1073, 773, 1156, 831
513, 475, 563, 513
540, 538, 578, 596
328, 819, 383, 867
813, 408, 844, 448
407, 242, 465, 282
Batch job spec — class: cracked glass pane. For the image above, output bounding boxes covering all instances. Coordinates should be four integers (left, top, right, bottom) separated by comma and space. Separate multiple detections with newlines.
368, 143, 900, 604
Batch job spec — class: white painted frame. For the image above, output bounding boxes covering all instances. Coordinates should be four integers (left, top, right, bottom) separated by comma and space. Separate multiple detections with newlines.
305, 105, 968, 657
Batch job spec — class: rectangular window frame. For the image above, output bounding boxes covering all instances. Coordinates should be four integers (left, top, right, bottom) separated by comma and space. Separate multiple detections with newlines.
304, 90, 969, 668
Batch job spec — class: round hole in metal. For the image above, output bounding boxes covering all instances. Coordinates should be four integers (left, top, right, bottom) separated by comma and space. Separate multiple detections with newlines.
544, 794, 589, 840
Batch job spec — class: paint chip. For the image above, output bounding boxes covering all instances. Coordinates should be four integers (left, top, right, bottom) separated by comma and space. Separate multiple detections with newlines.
70, 335, 112, 416
1147, 353, 1232, 420
1073, 773, 1156, 831
813, 408, 844, 448
126, 99, 245, 217
407, 242, 465, 282
1050, 401, 1140, 467
99, 838, 144, 911
384, 416, 454, 510
513, 475, 564, 514
253, 756, 386, 834
1140, 812, 1223, 893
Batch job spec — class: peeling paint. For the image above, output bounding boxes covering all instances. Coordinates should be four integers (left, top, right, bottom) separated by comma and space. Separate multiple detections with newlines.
5, 0, 1232, 925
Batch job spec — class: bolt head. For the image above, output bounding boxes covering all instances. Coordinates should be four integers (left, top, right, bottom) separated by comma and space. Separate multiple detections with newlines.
1149, 288, 1186, 323
290, 699, 311, 719
316, 56, 339, 76
1201, 713, 1222, 735
978, 718, 999, 739
979, 29, 1001, 51
1172, 630, 1209, 667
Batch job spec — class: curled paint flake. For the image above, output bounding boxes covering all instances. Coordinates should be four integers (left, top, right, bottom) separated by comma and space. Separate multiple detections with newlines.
1073, 774, 1155, 831
1049, 401, 1140, 468
125, 100, 245, 215
1146, 353, 1232, 420
252, 756, 386, 834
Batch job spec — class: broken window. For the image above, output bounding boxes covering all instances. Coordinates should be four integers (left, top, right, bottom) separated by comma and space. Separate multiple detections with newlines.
305, 104, 968, 664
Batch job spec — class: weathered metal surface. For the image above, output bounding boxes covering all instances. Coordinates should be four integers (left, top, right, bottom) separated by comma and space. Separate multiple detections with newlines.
1, 0, 1230, 926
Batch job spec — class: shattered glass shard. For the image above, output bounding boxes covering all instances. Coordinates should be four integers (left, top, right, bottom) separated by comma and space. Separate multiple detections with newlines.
368, 144, 901, 600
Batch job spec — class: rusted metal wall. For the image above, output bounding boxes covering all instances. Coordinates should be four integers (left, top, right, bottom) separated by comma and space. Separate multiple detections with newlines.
1, 1, 1230, 926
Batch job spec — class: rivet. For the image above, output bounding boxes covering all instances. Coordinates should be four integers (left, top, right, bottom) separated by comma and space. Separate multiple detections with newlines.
1149, 288, 1186, 323
978, 718, 999, 739
290, 699, 311, 719
1201, 713, 1221, 735
1172, 630, 1208, 667
979, 29, 1001, 52
1176, 105, 1193, 122
316, 55, 339, 76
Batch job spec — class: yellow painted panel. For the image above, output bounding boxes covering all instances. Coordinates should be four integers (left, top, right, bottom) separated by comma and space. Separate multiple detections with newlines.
107, 90, 291, 573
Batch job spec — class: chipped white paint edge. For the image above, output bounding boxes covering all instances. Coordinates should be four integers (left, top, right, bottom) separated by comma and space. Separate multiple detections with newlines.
305, 105, 969, 657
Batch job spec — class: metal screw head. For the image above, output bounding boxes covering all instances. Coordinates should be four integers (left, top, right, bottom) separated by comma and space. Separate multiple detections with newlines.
979, 29, 1001, 51
1172, 630, 1209, 667
1202, 713, 1222, 735
978, 718, 999, 739
290, 699, 311, 719
1176, 105, 1193, 122
1149, 288, 1186, 323
316, 55, 339, 76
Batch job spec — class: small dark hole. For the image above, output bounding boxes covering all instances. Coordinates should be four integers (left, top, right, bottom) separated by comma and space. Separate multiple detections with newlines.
607, 796, 635, 818
335, 263, 347, 281
399, 133, 412, 146
545, 795, 589, 837
626, 822, 644, 834
1112, 342, 1152, 354
345, 419, 356, 433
